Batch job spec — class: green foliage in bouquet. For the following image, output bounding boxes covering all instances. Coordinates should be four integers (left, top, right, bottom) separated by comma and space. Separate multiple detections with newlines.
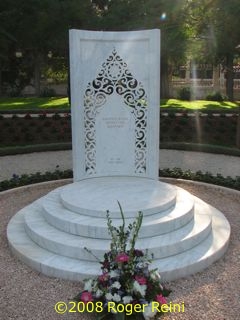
75, 202, 171, 319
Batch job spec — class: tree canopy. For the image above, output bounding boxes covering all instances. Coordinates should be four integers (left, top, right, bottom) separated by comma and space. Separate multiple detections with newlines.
186, 0, 240, 100
0, 0, 239, 98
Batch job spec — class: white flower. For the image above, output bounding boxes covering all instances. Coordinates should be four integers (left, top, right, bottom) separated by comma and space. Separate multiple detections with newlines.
95, 289, 103, 298
122, 295, 133, 304
109, 270, 119, 278
111, 281, 121, 289
133, 280, 147, 297
150, 270, 161, 281
136, 261, 149, 269
136, 262, 144, 268
84, 279, 93, 291
112, 293, 121, 302
105, 292, 113, 300
143, 302, 158, 320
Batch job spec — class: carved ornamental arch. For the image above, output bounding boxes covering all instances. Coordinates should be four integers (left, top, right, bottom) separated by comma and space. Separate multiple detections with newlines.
84, 48, 148, 176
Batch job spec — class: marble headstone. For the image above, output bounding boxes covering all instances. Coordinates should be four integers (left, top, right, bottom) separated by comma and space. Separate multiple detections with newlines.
7, 29, 230, 283
69, 29, 160, 181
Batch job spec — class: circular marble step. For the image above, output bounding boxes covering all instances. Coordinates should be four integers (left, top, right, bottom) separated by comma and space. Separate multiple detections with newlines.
60, 177, 177, 218
7, 192, 230, 282
42, 186, 194, 238
152, 197, 231, 281
23, 203, 211, 261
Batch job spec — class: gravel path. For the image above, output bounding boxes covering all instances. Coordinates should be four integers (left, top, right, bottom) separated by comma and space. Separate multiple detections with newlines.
0, 179, 239, 320
1, 149, 240, 182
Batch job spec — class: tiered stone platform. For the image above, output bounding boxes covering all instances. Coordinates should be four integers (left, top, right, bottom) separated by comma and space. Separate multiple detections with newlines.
7, 177, 230, 281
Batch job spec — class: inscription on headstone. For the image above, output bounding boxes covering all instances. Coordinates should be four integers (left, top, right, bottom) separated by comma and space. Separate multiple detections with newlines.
103, 117, 128, 129
96, 94, 135, 174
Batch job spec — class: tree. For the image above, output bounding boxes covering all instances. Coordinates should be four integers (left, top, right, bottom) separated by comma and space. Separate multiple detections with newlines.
212, 0, 240, 101
186, 0, 240, 101
0, 0, 189, 98
94, 0, 188, 98
0, 0, 98, 96
0, 0, 18, 95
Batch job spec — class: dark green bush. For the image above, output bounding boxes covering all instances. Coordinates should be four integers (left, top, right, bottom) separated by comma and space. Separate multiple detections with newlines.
0, 111, 237, 148
0, 169, 73, 192
1, 168, 239, 192
40, 87, 56, 97
178, 117, 188, 125
43, 120, 51, 127
159, 167, 240, 190
177, 87, 192, 101
35, 126, 43, 133
52, 113, 61, 120
206, 91, 225, 102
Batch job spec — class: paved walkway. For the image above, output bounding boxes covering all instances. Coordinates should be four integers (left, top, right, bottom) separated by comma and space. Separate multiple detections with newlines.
0, 149, 239, 182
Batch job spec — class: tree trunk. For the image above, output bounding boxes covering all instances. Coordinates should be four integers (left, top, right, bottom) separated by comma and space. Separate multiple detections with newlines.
225, 53, 234, 101
161, 56, 170, 99
236, 106, 240, 149
0, 64, 2, 97
213, 65, 220, 92
34, 53, 41, 96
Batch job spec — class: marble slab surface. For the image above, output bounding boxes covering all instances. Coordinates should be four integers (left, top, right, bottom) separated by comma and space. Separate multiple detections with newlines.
60, 177, 177, 218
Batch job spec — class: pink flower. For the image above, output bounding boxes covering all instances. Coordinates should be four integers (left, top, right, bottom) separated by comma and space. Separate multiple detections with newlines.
155, 294, 167, 305
115, 253, 129, 263
81, 291, 93, 304
98, 273, 109, 282
135, 275, 147, 285
101, 258, 110, 269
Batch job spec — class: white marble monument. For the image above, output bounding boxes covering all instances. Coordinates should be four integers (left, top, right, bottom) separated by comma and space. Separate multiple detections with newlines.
7, 29, 230, 281
70, 29, 160, 180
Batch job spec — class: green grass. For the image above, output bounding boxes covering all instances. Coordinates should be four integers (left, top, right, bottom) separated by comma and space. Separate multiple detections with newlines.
0, 97, 70, 111
0, 97, 239, 112
161, 99, 239, 110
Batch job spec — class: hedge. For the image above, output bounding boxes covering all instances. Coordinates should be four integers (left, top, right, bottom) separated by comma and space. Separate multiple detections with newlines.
0, 167, 239, 192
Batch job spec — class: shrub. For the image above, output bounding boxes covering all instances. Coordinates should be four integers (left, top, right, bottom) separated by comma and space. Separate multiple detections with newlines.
38, 112, 47, 119
206, 91, 225, 102
0, 168, 239, 192
52, 113, 61, 120
35, 126, 43, 133
24, 113, 32, 119
179, 117, 188, 125
43, 120, 51, 127
177, 87, 192, 101
40, 87, 56, 97
0, 169, 73, 192
159, 167, 240, 190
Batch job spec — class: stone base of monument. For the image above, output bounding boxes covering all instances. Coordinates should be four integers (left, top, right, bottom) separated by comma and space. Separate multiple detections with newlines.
7, 177, 230, 281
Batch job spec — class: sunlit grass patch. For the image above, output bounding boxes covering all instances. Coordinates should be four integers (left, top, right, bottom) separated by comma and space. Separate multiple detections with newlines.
161, 99, 239, 110
0, 97, 69, 111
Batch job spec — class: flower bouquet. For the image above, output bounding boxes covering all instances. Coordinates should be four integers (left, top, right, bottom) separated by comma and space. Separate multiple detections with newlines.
75, 202, 171, 319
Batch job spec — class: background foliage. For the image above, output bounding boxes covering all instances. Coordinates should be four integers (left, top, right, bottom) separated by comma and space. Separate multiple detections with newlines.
0, 0, 239, 98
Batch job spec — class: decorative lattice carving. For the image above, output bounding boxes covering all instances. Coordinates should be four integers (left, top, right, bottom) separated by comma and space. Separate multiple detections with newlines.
84, 49, 147, 175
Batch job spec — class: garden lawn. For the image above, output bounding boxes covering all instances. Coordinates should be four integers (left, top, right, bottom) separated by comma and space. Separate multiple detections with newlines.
0, 97, 70, 111
161, 99, 239, 110
0, 97, 239, 112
